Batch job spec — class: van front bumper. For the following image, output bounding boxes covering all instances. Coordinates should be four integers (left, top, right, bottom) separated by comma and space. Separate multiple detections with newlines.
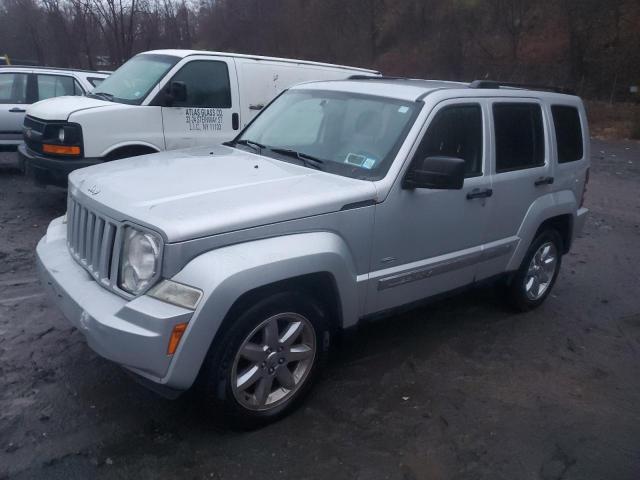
20, 144, 102, 188
36, 216, 193, 387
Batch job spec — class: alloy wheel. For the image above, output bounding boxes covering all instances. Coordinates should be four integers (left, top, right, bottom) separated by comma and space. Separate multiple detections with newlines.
231, 312, 316, 411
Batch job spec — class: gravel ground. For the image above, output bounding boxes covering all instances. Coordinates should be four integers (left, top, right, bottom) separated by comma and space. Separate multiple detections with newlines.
0, 140, 639, 480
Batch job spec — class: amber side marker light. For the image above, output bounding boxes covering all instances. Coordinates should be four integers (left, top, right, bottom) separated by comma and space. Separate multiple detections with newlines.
167, 323, 188, 355
42, 144, 80, 155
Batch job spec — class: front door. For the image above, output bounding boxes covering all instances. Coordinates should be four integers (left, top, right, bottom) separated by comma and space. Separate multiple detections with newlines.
0, 71, 30, 144
366, 99, 493, 314
160, 57, 240, 150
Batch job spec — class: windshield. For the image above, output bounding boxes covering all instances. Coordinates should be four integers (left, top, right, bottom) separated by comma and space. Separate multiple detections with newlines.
235, 89, 420, 180
88, 54, 179, 105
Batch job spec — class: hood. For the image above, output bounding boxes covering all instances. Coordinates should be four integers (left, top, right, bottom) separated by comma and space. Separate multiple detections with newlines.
27, 96, 114, 121
69, 145, 378, 242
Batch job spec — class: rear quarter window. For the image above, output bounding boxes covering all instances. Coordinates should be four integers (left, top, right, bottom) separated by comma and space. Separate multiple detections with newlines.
88, 77, 105, 88
551, 105, 584, 163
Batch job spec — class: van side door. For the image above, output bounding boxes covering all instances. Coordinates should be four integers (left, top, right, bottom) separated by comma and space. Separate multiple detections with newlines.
157, 57, 240, 149
365, 99, 492, 315
475, 99, 554, 280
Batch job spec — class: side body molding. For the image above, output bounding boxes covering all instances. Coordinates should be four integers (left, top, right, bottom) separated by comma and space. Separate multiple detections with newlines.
162, 231, 359, 389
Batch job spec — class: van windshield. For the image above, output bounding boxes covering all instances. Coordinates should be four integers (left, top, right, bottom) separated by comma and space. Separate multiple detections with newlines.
88, 54, 179, 105
234, 89, 420, 180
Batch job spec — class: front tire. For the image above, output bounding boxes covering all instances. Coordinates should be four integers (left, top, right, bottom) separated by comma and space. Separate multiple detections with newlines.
197, 291, 330, 429
507, 229, 563, 311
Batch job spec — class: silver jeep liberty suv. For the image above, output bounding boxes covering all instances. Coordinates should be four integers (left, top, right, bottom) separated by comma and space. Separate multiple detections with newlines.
37, 77, 590, 428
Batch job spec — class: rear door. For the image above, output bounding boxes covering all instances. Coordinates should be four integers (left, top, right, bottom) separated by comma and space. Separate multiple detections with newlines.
0, 71, 31, 144
476, 98, 553, 279
159, 57, 240, 149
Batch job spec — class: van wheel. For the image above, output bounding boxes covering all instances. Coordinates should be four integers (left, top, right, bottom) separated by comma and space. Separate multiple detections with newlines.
197, 291, 330, 429
507, 229, 563, 311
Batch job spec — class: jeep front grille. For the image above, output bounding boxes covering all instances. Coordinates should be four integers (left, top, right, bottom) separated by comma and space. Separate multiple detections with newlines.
67, 196, 121, 288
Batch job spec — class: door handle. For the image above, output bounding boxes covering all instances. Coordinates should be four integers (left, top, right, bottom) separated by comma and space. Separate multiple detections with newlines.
534, 176, 554, 186
466, 188, 493, 200
9, 107, 26, 113
249, 104, 264, 111
232, 113, 239, 130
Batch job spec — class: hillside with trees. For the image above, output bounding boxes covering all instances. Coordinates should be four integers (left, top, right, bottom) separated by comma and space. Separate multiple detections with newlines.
1, 0, 639, 103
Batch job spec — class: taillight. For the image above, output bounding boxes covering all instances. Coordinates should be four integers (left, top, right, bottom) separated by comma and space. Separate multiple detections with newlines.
580, 168, 590, 208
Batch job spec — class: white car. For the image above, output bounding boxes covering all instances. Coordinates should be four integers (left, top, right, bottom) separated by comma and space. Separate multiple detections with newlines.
19, 49, 379, 187
0, 66, 108, 148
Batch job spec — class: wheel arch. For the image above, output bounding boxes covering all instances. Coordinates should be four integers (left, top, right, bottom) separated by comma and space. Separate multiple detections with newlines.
102, 142, 160, 160
507, 190, 578, 271
533, 214, 573, 254
162, 232, 359, 390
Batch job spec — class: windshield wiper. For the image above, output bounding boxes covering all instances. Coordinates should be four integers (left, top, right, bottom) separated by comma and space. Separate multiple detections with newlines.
228, 139, 266, 154
88, 91, 113, 102
268, 147, 325, 170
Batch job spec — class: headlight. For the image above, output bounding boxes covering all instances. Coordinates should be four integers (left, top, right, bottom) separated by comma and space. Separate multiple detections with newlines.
119, 227, 161, 295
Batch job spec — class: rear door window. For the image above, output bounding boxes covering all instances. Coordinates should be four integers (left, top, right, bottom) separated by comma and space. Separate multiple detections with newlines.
493, 103, 545, 172
0, 73, 28, 104
551, 105, 583, 163
168, 60, 231, 108
36, 74, 81, 101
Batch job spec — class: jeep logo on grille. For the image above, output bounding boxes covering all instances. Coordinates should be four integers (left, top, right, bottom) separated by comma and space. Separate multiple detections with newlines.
87, 185, 101, 195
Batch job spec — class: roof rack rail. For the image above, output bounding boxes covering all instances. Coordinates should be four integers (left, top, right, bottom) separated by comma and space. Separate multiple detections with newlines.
469, 80, 575, 95
0, 64, 108, 74
348, 75, 408, 81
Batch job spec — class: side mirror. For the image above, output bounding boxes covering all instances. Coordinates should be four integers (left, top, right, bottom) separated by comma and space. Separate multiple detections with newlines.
402, 156, 465, 190
164, 81, 187, 106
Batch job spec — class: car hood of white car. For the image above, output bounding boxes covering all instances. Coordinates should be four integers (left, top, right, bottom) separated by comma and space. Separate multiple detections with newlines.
68, 145, 378, 243
27, 95, 116, 121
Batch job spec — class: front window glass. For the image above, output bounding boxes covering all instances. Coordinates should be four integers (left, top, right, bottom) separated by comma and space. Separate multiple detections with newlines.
36, 75, 79, 101
168, 60, 231, 108
237, 90, 420, 180
88, 54, 179, 105
416, 104, 483, 178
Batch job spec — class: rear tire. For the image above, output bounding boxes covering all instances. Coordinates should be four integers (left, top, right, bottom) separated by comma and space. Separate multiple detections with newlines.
197, 290, 331, 430
507, 229, 563, 312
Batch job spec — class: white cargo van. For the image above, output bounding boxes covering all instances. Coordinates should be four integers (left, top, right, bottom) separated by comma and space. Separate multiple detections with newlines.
19, 49, 379, 186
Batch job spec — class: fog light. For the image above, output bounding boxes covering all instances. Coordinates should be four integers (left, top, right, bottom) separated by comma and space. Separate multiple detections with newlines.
147, 280, 202, 310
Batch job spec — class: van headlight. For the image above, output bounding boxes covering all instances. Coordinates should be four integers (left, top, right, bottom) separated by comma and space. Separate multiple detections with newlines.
119, 227, 161, 295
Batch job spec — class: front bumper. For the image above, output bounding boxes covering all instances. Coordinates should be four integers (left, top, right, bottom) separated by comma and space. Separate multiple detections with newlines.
36, 216, 193, 386
20, 144, 102, 188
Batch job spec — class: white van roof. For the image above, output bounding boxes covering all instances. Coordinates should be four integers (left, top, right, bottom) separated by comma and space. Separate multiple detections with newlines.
143, 49, 380, 75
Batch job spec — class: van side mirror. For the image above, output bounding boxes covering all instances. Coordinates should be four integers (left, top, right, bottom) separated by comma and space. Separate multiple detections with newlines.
402, 156, 465, 190
164, 81, 187, 106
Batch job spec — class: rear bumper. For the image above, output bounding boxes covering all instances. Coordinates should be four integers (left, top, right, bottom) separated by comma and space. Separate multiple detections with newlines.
37, 216, 194, 385
574, 207, 589, 237
20, 144, 102, 188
